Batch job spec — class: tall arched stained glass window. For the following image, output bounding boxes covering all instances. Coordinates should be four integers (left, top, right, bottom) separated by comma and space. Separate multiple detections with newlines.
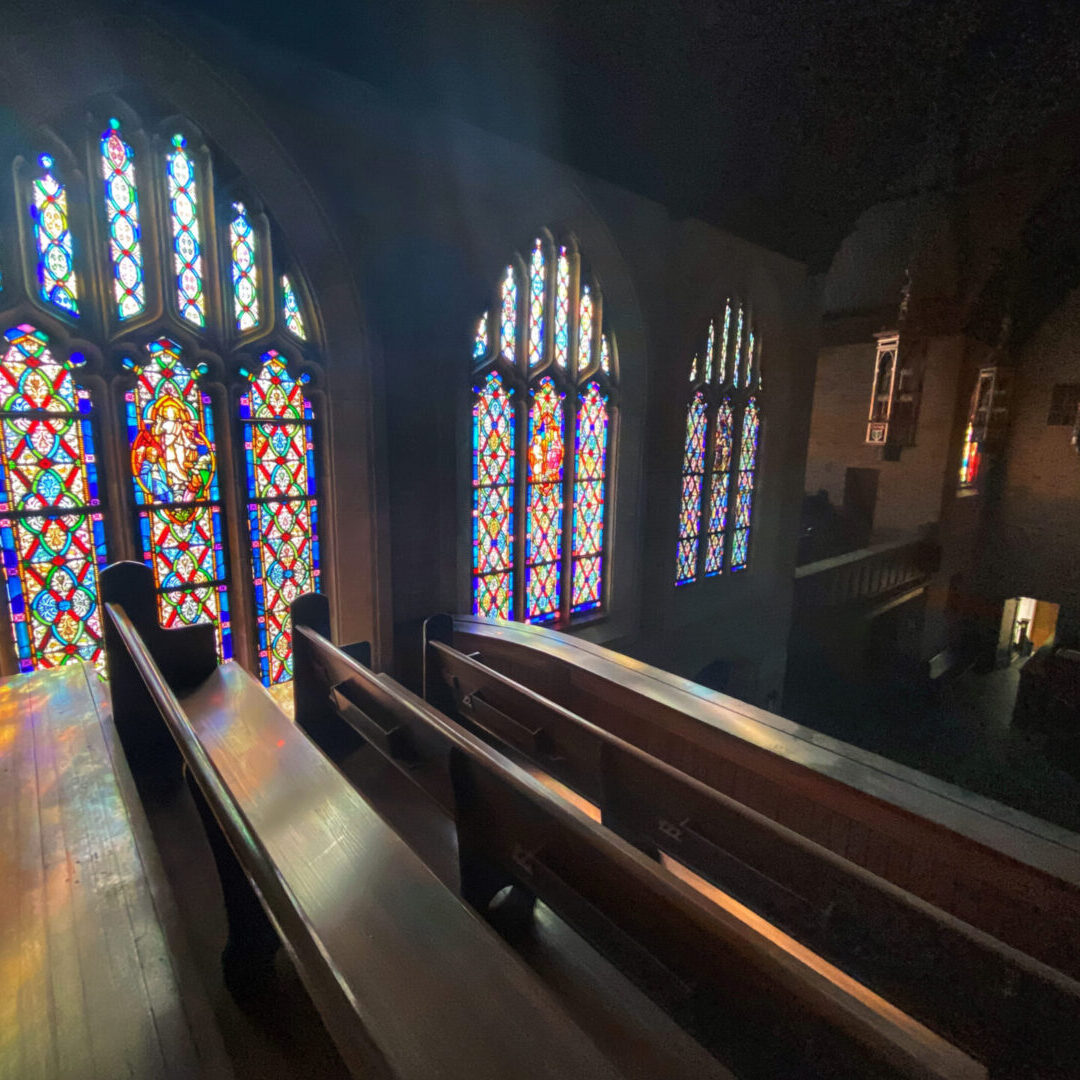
674, 302, 761, 583
0, 325, 106, 671
471, 232, 617, 624
29, 155, 79, 316
166, 134, 206, 327
100, 119, 145, 321
731, 398, 760, 571
2, 102, 326, 685
125, 337, 232, 658
241, 351, 320, 686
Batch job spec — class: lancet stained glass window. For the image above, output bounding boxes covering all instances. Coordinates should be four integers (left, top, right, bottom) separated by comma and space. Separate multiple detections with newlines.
125, 338, 231, 658
281, 274, 306, 340
675, 390, 708, 584
230, 202, 259, 331
470, 234, 617, 624
166, 135, 205, 326
472, 370, 514, 619
731, 397, 760, 571
675, 303, 762, 583
704, 398, 733, 576
241, 351, 320, 686
0, 325, 106, 671
30, 156, 79, 315
100, 120, 145, 320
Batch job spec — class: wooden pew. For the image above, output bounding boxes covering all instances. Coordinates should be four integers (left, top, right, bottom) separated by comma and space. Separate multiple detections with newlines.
439, 614, 1080, 984
0, 660, 232, 1080
100, 561, 628, 1080
292, 601, 984, 1080
424, 629, 1080, 1079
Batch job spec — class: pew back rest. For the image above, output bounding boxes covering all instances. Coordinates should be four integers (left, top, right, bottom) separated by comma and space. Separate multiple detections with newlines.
104, 598, 625, 1080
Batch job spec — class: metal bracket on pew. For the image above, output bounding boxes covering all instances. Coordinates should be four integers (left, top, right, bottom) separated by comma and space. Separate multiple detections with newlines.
330, 679, 418, 765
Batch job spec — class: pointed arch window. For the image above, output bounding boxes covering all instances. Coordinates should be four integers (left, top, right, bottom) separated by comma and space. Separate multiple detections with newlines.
0, 104, 323, 687
675, 301, 762, 583
471, 233, 617, 623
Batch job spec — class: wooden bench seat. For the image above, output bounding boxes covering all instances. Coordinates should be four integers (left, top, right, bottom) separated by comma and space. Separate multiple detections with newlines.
0, 662, 232, 1080
424, 630, 1080, 1079
101, 562, 627, 1080
292, 603, 984, 1080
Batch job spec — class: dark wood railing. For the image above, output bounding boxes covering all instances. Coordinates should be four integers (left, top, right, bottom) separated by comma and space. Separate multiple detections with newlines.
794, 536, 939, 610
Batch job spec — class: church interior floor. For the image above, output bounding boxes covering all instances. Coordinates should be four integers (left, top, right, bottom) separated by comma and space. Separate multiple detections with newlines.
786, 658, 1080, 834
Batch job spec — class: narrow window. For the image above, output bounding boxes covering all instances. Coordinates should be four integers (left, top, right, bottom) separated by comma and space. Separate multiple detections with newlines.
675, 389, 708, 584
29, 155, 79, 315
100, 119, 146, 320
525, 376, 565, 621
230, 201, 259, 331
571, 381, 609, 613
731, 397, 760, 571
166, 134, 206, 326
704, 398, 734, 576
281, 274, 307, 340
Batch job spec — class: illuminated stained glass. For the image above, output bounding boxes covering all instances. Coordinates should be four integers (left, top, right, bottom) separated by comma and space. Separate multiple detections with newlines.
29, 155, 79, 315
704, 398, 734, 575
0, 325, 106, 672
100, 120, 145, 320
578, 285, 594, 372
474, 311, 489, 360
230, 202, 259, 331
554, 248, 570, 368
528, 240, 545, 367
500, 266, 517, 362
571, 382, 608, 613
166, 135, 205, 327
472, 370, 515, 619
282, 274, 307, 340
745, 330, 756, 387
675, 391, 708, 584
689, 355, 699, 383
704, 320, 715, 384
241, 351, 320, 686
731, 398, 760, 571
600, 334, 612, 376
718, 301, 731, 384
125, 338, 230, 657
959, 423, 980, 488
525, 377, 564, 620
732, 304, 744, 386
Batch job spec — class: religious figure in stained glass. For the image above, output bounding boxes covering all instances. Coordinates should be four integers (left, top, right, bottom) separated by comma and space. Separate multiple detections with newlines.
731, 397, 760, 571
525, 377, 564, 621
30, 155, 79, 315
125, 338, 231, 657
704, 397, 734, 575
0, 325, 106, 671
100, 119, 145, 321
241, 351, 320, 686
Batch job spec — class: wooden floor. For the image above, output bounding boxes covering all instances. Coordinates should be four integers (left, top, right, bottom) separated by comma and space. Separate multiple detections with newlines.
0, 664, 230, 1080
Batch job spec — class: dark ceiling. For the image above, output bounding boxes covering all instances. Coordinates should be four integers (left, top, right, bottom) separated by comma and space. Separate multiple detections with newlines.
185, 0, 1080, 269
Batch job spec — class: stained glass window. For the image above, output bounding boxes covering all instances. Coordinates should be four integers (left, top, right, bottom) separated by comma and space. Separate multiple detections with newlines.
704, 398, 734, 576
578, 285, 594, 372
125, 338, 231, 657
472, 370, 514, 619
676, 303, 761, 583
100, 120, 145, 321
525, 377, 564, 621
241, 351, 320, 686
230, 202, 259, 331
474, 311, 489, 359
282, 274, 306, 340
554, 248, 570, 368
528, 240, 545, 368
731, 397, 760, 572
959, 423, 979, 488
0, 326, 106, 671
471, 235, 616, 624
30, 155, 79, 315
717, 301, 731, 384
675, 390, 708, 585
571, 382, 608, 613
166, 135, 205, 327
500, 265, 517, 362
